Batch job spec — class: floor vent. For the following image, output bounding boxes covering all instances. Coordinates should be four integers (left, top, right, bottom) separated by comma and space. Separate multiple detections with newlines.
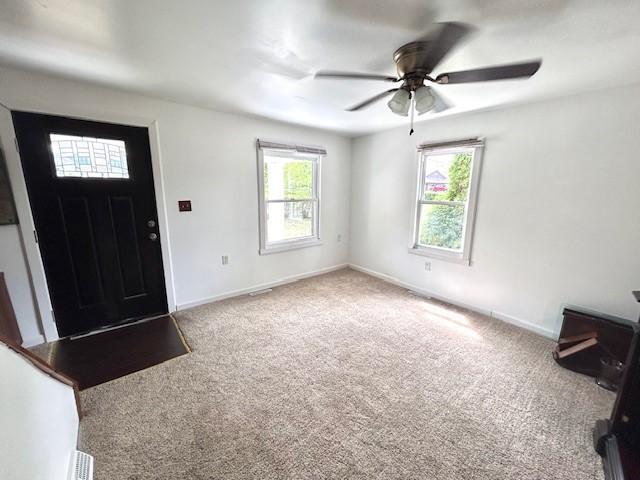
69, 450, 94, 480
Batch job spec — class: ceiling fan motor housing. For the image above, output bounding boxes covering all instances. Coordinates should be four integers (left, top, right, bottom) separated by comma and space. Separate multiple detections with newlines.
393, 42, 432, 84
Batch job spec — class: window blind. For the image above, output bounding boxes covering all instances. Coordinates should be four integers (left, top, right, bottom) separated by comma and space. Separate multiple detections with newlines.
256, 139, 327, 155
417, 138, 484, 152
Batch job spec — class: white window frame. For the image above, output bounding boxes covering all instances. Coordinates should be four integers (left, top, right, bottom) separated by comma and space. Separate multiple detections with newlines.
257, 146, 322, 255
409, 139, 484, 265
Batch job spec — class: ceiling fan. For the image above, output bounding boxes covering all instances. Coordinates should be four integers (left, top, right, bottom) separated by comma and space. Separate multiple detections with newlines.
315, 22, 541, 134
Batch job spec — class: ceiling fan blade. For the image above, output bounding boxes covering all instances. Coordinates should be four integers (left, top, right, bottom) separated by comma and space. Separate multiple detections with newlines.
346, 89, 399, 111
416, 22, 474, 73
315, 71, 399, 82
435, 60, 542, 84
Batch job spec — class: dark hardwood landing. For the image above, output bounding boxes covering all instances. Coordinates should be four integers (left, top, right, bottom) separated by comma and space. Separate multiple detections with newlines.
30, 315, 190, 390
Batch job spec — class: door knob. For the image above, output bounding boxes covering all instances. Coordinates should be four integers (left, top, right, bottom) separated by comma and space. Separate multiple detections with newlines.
148, 233, 158, 241
147, 220, 156, 228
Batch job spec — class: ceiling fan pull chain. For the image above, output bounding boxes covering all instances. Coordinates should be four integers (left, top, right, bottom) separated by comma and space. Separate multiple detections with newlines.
409, 95, 415, 135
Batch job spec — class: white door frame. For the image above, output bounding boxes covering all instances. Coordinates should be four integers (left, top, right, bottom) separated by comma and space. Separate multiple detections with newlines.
1, 106, 176, 343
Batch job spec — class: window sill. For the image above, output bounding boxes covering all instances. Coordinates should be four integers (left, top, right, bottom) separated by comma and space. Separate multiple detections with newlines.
260, 239, 322, 255
408, 246, 470, 266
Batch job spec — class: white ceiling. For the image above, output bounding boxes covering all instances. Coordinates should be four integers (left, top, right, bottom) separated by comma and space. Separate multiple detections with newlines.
1, 0, 640, 135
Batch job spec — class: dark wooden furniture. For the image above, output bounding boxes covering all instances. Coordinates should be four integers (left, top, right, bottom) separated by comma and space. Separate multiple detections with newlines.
32, 315, 190, 389
554, 307, 635, 379
593, 296, 640, 480
0, 272, 23, 345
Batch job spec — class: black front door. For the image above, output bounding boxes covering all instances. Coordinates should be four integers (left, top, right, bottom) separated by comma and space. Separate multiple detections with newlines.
13, 112, 168, 337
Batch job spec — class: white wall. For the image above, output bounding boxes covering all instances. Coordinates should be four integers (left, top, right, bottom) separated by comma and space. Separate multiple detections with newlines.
0, 344, 79, 480
0, 66, 351, 342
3, 63, 639, 343
350, 84, 640, 338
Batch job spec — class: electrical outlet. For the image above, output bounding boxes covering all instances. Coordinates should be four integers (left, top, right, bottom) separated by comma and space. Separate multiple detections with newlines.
337, 234, 342, 242
424, 261, 431, 272
222, 255, 229, 265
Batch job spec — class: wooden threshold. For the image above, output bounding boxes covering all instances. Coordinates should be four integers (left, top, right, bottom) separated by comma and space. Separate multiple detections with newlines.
30, 315, 190, 390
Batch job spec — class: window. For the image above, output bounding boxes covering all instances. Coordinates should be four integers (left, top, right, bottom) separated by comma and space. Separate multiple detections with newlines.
49, 134, 129, 179
257, 140, 323, 254
410, 139, 484, 264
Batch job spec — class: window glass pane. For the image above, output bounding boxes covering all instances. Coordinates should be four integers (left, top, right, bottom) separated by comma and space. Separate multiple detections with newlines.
50, 134, 129, 179
418, 203, 465, 251
267, 201, 314, 243
422, 151, 472, 201
264, 156, 313, 200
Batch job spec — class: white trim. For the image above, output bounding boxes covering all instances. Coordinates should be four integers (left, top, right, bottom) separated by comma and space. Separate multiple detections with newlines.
463, 143, 484, 263
259, 239, 322, 255
490, 310, 557, 340
147, 121, 177, 313
348, 263, 491, 316
256, 144, 322, 255
21, 334, 46, 348
0, 108, 58, 341
348, 263, 557, 340
1, 106, 176, 341
177, 263, 348, 310
407, 246, 470, 265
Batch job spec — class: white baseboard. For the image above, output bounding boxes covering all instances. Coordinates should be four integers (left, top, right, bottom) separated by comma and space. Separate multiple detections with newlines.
176, 261, 557, 340
21, 334, 45, 347
176, 263, 349, 310
348, 263, 557, 340
348, 263, 492, 316
490, 310, 556, 340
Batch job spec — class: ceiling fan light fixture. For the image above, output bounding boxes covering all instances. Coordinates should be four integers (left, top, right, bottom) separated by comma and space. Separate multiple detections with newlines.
414, 86, 436, 114
387, 89, 411, 116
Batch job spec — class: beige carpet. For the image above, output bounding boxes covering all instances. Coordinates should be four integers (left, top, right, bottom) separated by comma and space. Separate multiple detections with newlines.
79, 268, 613, 479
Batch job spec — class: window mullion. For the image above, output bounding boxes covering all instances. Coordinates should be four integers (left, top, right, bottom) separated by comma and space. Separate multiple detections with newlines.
266, 198, 316, 204
419, 200, 466, 207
